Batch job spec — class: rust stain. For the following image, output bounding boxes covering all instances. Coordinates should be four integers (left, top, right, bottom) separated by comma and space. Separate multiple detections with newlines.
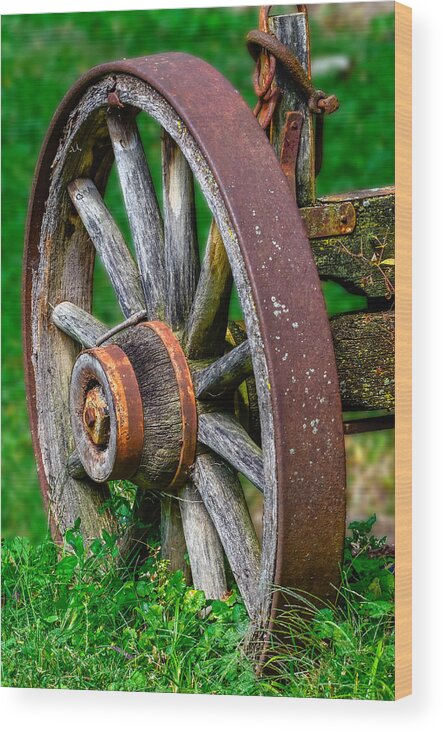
299, 201, 356, 239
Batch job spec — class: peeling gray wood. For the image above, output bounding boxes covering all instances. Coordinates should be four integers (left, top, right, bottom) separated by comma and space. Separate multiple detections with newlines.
161, 494, 191, 581
162, 130, 200, 331
68, 178, 145, 318
195, 339, 252, 400
107, 110, 166, 319
179, 482, 227, 599
198, 412, 265, 492
185, 221, 232, 358
269, 11, 315, 206
311, 189, 395, 299
52, 301, 108, 348
193, 453, 261, 618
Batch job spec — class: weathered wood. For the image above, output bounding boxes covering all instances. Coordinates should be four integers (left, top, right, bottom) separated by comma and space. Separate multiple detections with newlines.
193, 453, 261, 618
198, 412, 265, 492
52, 301, 107, 348
162, 130, 200, 331
161, 494, 191, 581
68, 178, 145, 318
67, 450, 87, 480
113, 324, 183, 489
119, 489, 161, 565
227, 322, 261, 446
225, 309, 395, 414
310, 188, 395, 300
185, 221, 232, 359
107, 110, 165, 319
28, 107, 118, 540
95, 309, 147, 345
179, 482, 227, 599
194, 339, 252, 400
332, 310, 394, 411
269, 11, 315, 206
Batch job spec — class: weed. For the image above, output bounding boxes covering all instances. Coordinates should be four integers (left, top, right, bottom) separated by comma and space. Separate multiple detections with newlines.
1, 516, 394, 698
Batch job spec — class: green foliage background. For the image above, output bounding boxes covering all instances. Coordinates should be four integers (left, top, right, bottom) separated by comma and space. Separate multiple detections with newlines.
1, 6, 394, 541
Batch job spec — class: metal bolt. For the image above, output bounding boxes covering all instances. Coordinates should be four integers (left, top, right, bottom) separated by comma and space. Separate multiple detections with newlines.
84, 408, 96, 429
83, 386, 110, 447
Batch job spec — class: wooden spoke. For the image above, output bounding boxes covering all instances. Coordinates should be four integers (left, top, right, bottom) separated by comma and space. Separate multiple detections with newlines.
107, 110, 166, 319
195, 340, 253, 400
67, 450, 87, 480
198, 412, 265, 492
119, 489, 161, 565
68, 178, 145, 318
178, 482, 227, 599
160, 494, 191, 581
162, 130, 200, 331
52, 302, 108, 348
193, 453, 260, 618
185, 220, 232, 359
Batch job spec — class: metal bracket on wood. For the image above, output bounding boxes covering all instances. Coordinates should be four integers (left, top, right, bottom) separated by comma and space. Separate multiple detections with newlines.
300, 201, 356, 239
280, 111, 303, 197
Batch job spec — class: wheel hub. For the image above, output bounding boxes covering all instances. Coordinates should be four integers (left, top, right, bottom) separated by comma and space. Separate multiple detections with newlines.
69, 322, 197, 488
83, 385, 110, 446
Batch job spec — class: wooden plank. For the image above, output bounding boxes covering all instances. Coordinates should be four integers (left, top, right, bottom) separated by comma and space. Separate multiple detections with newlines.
52, 301, 107, 348
193, 453, 261, 619
178, 482, 227, 599
331, 310, 394, 411
160, 494, 191, 581
269, 11, 315, 206
68, 178, 145, 318
310, 188, 395, 300
194, 339, 252, 400
107, 110, 165, 319
198, 412, 265, 492
185, 221, 232, 359
162, 130, 200, 331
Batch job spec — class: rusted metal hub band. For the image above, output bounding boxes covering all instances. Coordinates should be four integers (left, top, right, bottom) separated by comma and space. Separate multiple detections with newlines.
140, 321, 197, 489
70, 344, 144, 482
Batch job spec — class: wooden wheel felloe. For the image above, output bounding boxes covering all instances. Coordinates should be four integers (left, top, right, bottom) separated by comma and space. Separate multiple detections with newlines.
23, 53, 346, 639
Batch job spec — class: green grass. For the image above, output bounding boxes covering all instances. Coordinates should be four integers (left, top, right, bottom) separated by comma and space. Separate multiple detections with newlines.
1, 7, 394, 542
1, 516, 394, 698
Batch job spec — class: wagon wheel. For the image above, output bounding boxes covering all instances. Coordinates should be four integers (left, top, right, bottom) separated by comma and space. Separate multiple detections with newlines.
23, 53, 346, 637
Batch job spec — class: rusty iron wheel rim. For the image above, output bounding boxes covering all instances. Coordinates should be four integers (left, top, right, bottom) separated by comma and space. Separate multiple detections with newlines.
23, 53, 346, 649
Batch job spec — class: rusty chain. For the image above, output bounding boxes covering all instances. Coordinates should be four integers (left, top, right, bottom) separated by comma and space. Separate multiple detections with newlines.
250, 6, 281, 130
248, 5, 339, 176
